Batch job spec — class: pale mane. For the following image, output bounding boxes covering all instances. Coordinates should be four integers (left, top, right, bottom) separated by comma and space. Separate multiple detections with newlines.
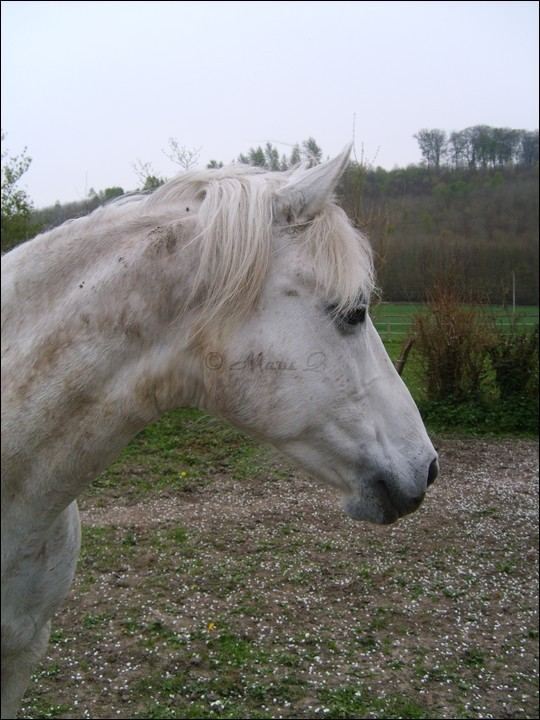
140, 165, 375, 335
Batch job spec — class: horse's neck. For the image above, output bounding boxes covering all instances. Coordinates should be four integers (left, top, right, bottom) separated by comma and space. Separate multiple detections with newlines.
2, 216, 205, 520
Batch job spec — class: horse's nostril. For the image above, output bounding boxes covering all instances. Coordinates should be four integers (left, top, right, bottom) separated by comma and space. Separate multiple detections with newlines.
427, 458, 439, 486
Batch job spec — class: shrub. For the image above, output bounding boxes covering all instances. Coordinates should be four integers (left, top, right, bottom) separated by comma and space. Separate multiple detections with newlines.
413, 287, 539, 433
414, 285, 492, 402
487, 322, 539, 400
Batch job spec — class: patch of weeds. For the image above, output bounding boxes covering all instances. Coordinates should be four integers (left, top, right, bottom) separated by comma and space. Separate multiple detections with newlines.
166, 526, 189, 544
36, 663, 62, 679
495, 560, 515, 574
430, 580, 465, 600
355, 632, 378, 651
442, 586, 466, 599
279, 523, 299, 537
368, 607, 390, 632
318, 686, 429, 719
230, 602, 264, 617
429, 558, 447, 571
49, 629, 65, 644
144, 620, 185, 649
122, 529, 138, 546
317, 540, 334, 551
229, 444, 268, 480
82, 612, 111, 629
246, 675, 308, 704
429, 665, 457, 682
418, 660, 461, 684
396, 545, 410, 556
273, 650, 302, 668
22, 700, 71, 719
357, 564, 371, 580
473, 506, 499, 518
134, 704, 180, 719
285, 568, 319, 586
79, 525, 137, 571
463, 647, 485, 667
383, 697, 429, 719
121, 616, 144, 636
208, 632, 260, 668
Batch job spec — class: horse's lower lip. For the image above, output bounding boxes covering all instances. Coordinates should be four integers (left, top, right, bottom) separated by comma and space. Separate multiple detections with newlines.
374, 481, 426, 523
376, 481, 402, 522
378, 481, 426, 515
342, 484, 400, 524
342, 479, 425, 524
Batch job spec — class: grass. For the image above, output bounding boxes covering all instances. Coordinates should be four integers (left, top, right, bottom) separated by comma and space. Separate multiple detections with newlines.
372, 302, 539, 341
317, 686, 430, 719
88, 408, 278, 503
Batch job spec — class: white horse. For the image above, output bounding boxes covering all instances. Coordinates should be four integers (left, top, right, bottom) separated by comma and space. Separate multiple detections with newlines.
1, 146, 438, 718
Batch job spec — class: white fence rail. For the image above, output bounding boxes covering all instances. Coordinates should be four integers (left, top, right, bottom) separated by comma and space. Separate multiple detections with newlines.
373, 311, 539, 341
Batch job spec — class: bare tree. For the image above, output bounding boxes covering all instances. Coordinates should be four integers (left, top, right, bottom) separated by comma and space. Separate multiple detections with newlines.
132, 159, 165, 191
163, 138, 201, 170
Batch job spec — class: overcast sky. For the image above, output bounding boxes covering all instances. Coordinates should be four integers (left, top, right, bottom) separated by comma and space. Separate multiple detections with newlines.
1, 0, 538, 208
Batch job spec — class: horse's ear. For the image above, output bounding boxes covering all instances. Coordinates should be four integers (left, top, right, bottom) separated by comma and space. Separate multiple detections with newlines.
274, 144, 352, 224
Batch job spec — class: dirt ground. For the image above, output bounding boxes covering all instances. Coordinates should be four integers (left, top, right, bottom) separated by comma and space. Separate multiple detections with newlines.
21, 436, 539, 719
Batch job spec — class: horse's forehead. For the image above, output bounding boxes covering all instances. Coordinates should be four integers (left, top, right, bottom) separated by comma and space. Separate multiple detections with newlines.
266, 236, 306, 280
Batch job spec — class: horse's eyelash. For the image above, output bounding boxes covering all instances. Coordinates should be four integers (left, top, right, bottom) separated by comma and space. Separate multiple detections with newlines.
327, 305, 367, 327
344, 307, 367, 324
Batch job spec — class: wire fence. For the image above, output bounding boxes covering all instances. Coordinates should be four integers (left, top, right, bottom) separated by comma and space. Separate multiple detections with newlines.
372, 307, 539, 342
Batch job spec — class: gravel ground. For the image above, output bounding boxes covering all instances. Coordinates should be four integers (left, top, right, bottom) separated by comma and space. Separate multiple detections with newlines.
21, 436, 539, 719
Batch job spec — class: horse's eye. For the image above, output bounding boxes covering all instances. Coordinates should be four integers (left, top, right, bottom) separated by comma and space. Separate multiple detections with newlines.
343, 307, 366, 326
328, 304, 367, 330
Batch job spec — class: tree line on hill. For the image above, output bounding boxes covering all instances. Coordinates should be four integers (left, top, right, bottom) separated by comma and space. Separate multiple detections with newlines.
2, 127, 538, 304
414, 126, 538, 170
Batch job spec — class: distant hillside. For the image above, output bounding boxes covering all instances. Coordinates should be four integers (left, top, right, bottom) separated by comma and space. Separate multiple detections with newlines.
338, 165, 539, 305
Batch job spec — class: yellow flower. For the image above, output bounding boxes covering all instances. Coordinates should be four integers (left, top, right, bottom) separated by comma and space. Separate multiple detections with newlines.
207, 622, 217, 632
180, 471, 188, 477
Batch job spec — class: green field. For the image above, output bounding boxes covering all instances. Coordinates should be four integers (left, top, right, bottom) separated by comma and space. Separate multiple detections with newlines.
371, 303, 539, 341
